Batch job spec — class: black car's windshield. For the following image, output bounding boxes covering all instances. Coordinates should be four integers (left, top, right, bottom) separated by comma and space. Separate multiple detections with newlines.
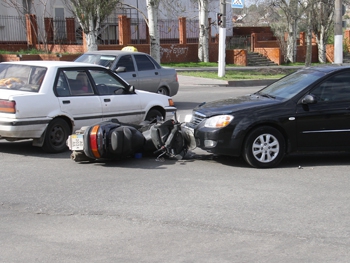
256, 69, 326, 100
75, 54, 116, 68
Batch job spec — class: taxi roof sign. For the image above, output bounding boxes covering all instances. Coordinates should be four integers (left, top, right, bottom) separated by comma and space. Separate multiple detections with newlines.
121, 46, 138, 52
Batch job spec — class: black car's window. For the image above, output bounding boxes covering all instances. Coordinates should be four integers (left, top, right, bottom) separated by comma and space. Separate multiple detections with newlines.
55, 70, 94, 97
134, 54, 156, 71
258, 69, 325, 100
311, 72, 350, 102
89, 69, 126, 95
116, 55, 135, 72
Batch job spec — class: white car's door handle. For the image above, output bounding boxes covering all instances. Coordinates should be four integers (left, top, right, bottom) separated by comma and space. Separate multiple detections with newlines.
62, 100, 70, 104
104, 99, 111, 102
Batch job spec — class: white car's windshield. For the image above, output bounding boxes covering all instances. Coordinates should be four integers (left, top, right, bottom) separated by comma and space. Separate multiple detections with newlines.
256, 69, 326, 100
0, 64, 47, 92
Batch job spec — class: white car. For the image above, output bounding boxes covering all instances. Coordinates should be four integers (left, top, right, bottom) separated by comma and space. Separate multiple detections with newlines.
0, 61, 176, 153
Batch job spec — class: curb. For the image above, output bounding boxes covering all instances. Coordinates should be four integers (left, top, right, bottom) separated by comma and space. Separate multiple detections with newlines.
227, 79, 277, 87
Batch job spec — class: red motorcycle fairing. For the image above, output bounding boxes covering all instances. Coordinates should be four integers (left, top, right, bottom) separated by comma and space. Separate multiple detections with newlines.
83, 120, 145, 160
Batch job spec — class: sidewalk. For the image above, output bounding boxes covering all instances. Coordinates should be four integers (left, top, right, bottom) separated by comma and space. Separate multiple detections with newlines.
177, 74, 277, 87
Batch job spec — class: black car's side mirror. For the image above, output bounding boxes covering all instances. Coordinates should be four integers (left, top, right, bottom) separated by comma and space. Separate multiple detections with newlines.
301, 94, 317, 104
115, 66, 126, 73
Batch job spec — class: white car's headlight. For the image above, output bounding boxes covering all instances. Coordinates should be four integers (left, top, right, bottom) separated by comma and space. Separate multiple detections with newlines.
204, 115, 234, 128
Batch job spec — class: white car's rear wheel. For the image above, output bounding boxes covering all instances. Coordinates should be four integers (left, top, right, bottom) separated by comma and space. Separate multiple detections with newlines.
42, 118, 71, 153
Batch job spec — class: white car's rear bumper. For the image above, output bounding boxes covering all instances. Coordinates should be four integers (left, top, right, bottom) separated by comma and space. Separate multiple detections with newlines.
0, 118, 49, 139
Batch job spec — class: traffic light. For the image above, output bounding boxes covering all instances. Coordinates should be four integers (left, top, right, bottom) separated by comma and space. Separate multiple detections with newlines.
217, 13, 223, 26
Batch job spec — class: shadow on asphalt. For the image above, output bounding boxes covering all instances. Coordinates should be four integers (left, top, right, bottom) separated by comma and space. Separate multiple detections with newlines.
280, 152, 350, 168
0, 140, 71, 159
211, 152, 350, 169
2, 140, 349, 169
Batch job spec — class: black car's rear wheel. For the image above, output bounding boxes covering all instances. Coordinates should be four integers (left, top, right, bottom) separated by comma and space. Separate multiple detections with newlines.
42, 118, 71, 153
243, 126, 285, 168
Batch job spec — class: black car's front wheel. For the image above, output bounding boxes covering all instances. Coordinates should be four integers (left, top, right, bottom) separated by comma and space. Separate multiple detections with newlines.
243, 126, 285, 168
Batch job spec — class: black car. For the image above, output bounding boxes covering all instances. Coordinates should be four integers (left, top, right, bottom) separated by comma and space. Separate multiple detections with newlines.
185, 65, 350, 168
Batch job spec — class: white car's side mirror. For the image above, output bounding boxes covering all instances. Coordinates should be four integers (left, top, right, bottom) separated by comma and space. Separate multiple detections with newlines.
128, 85, 135, 93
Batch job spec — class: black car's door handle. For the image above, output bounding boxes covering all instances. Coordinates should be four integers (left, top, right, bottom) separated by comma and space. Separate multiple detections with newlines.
155, 72, 159, 75
132, 74, 136, 77
104, 99, 111, 102
62, 100, 70, 104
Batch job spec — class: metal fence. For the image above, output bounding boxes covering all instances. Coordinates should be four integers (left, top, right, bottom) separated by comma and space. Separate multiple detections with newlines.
227, 35, 251, 50
0, 15, 217, 46
98, 16, 119, 44
0, 15, 27, 43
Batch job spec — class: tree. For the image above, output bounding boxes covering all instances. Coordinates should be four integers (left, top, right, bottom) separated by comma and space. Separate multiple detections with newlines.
198, 0, 209, 62
305, 2, 313, 66
310, 0, 334, 63
269, 0, 307, 63
146, 0, 161, 63
63, 0, 121, 51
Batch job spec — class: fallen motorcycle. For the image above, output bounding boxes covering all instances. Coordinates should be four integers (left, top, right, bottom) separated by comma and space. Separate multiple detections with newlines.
67, 114, 195, 163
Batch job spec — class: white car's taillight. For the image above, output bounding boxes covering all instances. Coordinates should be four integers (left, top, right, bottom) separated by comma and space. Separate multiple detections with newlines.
0, 100, 16, 113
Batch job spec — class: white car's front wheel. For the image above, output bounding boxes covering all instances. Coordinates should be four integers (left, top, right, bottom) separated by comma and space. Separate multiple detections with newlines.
145, 109, 163, 122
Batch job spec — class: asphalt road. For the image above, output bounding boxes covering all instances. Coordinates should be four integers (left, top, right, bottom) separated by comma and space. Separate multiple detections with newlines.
1, 76, 350, 263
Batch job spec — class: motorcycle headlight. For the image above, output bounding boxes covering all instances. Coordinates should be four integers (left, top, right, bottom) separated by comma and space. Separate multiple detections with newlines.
204, 115, 234, 128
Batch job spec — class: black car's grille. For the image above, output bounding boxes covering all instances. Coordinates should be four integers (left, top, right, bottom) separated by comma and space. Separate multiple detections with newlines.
191, 112, 206, 126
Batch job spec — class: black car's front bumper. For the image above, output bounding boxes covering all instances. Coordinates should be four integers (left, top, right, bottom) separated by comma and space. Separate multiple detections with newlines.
184, 122, 243, 157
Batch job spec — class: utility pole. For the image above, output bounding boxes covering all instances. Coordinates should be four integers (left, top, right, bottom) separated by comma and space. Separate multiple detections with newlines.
334, 0, 343, 64
218, 0, 226, 77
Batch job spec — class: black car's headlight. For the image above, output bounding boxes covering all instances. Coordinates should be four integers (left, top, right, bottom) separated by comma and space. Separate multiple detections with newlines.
204, 115, 234, 128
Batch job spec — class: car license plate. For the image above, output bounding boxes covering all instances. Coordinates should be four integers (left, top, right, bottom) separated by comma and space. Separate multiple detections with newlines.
70, 134, 84, 151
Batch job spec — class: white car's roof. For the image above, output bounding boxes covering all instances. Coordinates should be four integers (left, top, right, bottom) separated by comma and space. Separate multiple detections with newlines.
1, 60, 105, 69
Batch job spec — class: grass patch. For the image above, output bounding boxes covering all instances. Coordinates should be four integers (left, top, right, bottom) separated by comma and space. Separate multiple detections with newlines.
0, 49, 74, 55
163, 62, 237, 68
0, 49, 46, 55
163, 62, 215, 67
